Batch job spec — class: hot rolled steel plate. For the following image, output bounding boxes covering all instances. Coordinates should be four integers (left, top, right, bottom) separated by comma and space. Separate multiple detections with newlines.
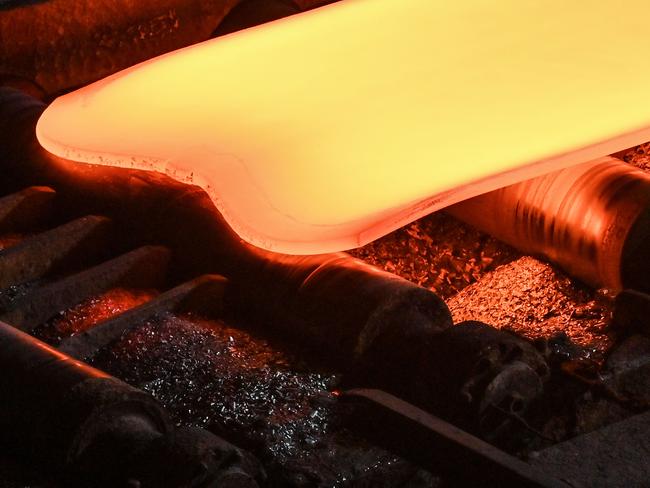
37, 0, 650, 254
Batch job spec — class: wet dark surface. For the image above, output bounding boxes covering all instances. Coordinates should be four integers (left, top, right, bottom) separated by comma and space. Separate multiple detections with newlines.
0, 281, 39, 314
91, 313, 439, 487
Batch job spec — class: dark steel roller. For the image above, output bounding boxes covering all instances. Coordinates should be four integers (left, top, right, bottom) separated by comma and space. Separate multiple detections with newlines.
449, 157, 650, 292
0, 320, 263, 487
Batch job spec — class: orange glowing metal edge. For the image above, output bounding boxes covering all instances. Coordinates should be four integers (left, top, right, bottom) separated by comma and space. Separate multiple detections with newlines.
37, 0, 650, 254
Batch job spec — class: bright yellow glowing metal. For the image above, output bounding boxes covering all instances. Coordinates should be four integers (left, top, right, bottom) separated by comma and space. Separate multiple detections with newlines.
37, 0, 650, 254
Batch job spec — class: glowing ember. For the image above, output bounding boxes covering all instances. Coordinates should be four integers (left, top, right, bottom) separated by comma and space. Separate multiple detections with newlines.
37, 0, 650, 254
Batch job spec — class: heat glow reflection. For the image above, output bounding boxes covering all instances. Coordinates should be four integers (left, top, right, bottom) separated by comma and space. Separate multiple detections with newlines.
37, 0, 650, 254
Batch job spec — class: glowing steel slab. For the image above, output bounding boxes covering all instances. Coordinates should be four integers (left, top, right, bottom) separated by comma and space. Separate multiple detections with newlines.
37, 0, 650, 254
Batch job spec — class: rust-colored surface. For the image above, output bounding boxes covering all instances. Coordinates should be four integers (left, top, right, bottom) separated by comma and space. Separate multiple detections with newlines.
0, 0, 241, 96
0, 233, 25, 250
447, 256, 613, 355
353, 208, 615, 356
39, 287, 157, 342
349, 213, 520, 300
620, 142, 650, 170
